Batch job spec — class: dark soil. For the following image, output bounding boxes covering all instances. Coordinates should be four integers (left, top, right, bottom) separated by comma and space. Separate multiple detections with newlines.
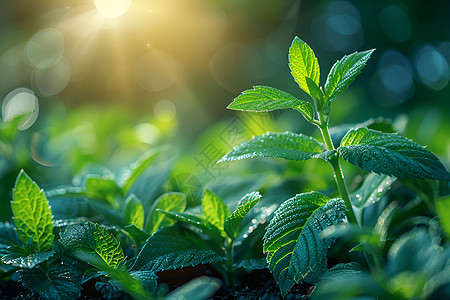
0, 280, 31, 299
209, 269, 310, 300
1, 266, 310, 299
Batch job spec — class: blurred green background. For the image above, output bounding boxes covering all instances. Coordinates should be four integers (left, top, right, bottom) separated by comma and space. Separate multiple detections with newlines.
1, 0, 449, 221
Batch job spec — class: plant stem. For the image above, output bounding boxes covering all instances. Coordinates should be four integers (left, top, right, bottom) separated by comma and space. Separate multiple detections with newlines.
317, 112, 381, 273
317, 112, 358, 225
225, 238, 235, 286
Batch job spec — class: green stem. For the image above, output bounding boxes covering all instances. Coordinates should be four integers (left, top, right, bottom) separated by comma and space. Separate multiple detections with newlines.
225, 238, 235, 286
317, 112, 358, 225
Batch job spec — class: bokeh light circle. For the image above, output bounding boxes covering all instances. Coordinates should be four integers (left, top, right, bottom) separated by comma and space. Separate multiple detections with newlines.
413, 44, 449, 91
24, 28, 64, 68
312, 0, 363, 52
34, 58, 72, 96
154, 100, 176, 122
2, 88, 39, 130
378, 50, 414, 103
133, 50, 178, 92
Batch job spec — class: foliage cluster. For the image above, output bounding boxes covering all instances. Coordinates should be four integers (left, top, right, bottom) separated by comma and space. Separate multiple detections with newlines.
1, 37, 450, 300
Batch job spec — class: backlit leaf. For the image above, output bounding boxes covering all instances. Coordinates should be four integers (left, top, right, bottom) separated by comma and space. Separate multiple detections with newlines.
263, 192, 346, 296
121, 148, 161, 194
289, 37, 320, 95
305, 76, 324, 110
60, 222, 124, 269
85, 176, 118, 207
123, 194, 144, 229
124, 224, 150, 245
324, 49, 374, 101
146, 192, 186, 234
227, 86, 314, 121
224, 191, 262, 239
339, 128, 450, 181
218, 131, 323, 163
202, 189, 229, 235
11, 170, 54, 252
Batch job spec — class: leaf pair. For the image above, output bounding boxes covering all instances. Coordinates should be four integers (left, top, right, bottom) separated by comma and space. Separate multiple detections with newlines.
123, 192, 186, 234
227, 37, 374, 120
159, 189, 262, 242
219, 128, 450, 181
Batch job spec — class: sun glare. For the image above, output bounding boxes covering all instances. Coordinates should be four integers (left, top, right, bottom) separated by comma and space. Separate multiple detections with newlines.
94, 0, 132, 19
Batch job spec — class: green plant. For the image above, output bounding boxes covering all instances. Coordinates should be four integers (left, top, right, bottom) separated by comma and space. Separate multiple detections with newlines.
218, 36, 450, 296
45, 148, 182, 249
0, 170, 212, 300
130, 189, 265, 286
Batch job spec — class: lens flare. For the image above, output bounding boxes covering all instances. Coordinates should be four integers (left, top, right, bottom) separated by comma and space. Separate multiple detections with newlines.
94, 0, 132, 19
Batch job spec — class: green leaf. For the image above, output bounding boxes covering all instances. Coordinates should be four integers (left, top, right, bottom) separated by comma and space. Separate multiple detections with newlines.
224, 191, 262, 239
105, 268, 154, 300
339, 128, 450, 181
263, 192, 346, 296
289, 36, 320, 96
166, 277, 221, 300
123, 194, 144, 229
324, 49, 375, 101
227, 86, 314, 121
386, 228, 450, 299
305, 76, 324, 109
351, 173, 396, 208
0, 222, 21, 255
322, 203, 397, 255
60, 222, 124, 269
202, 189, 229, 235
218, 131, 323, 163
233, 258, 268, 271
319, 262, 364, 281
156, 210, 224, 241
85, 175, 118, 207
129, 270, 158, 294
19, 264, 82, 300
124, 225, 150, 245
11, 170, 54, 252
311, 263, 374, 299
121, 148, 161, 194
436, 195, 450, 239
127, 159, 174, 209
146, 192, 186, 234
1, 249, 55, 268
132, 226, 223, 272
